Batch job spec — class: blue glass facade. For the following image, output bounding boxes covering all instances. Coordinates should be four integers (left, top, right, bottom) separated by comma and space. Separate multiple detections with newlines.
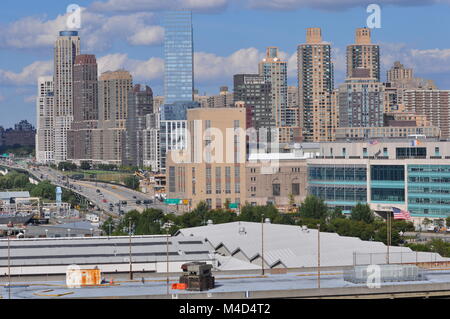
308, 165, 367, 211
408, 165, 450, 217
370, 165, 405, 203
163, 11, 194, 104
161, 101, 200, 121
308, 162, 450, 218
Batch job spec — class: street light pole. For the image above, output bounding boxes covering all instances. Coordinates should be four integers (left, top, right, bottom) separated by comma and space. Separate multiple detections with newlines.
317, 224, 321, 290
261, 215, 265, 276
129, 220, 133, 280
7, 230, 11, 299
166, 226, 169, 295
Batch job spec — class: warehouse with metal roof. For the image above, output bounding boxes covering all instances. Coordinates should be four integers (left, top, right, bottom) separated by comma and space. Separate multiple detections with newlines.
0, 235, 214, 276
176, 221, 449, 270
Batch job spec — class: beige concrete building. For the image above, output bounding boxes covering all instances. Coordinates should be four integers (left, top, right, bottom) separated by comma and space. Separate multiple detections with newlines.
259, 47, 288, 127
166, 107, 248, 209
346, 28, 380, 81
166, 106, 319, 211
246, 151, 314, 212
297, 28, 336, 142
404, 90, 450, 139
95, 70, 133, 165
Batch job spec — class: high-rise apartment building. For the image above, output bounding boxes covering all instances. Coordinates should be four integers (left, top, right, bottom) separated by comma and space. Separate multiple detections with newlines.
338, 69, 384, 128
67, 54, 98, 163
297, 28, 336, 142
233, 74, 273, 130
259, 47, 288, 127
122, 85, 153, 168
97, 70, 133, 164
404, 90, 450, 139
163, 11, 194, 104
53, 31, 80, 162
346, 28, 380, 81
36, 76, 54, 164
385, 61, 437, 112
387, 61, 413, 84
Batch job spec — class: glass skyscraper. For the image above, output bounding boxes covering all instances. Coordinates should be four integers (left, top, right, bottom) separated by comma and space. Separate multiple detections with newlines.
163, 11, 194, 104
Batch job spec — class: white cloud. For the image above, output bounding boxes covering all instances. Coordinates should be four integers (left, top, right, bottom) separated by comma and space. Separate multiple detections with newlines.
0, 61, 52, 86
127, 26, 164, 46
24, 95, 36, 103
90, 0, 228, 12
247, 0, 450, 10
380, 43, 450, 75
0, 8, 163, 51
97, 54, 164, 81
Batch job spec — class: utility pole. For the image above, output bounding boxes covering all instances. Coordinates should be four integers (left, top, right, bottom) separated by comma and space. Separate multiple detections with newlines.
7, 230, 11, 299
261, 215, 265, 276
387, 211, 391, 264
166, 226, 169, 295
129, 220, 133, 280
317, 224, 321, 290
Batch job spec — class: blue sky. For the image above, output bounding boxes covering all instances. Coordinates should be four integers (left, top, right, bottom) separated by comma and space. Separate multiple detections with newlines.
1, 0, 450, 127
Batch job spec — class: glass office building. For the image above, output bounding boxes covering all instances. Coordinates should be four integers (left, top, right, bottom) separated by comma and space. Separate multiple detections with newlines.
163, 11, 194, 104
307, 140, 450, 219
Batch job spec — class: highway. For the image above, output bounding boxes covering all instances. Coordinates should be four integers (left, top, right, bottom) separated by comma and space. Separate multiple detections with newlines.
0, 159, 177, 217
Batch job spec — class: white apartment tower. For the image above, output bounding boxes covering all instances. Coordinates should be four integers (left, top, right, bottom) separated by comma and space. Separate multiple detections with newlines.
53, 31, 81, 162
36, 76, 55, 164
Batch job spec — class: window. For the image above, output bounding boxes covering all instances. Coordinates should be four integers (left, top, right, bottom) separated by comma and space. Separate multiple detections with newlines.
292, 183, 300, 196
396, 147, 426, 159
272, 184, 281, 196
371, 188, 405, 202
371, 165, 404, 181
169, 167, 176, 193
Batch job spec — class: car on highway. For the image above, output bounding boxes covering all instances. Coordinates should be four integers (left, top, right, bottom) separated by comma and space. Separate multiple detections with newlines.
143, 200, 153, 205
96, 189, 101, 193
133, 196, 137, 199
121, 201, 128, 206
102, 199, 107, 203
136, 200, 142, 205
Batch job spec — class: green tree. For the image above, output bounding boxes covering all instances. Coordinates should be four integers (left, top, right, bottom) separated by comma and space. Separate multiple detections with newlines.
298, 195, 328, 220
30, 181, 55, 200
80, 161, 91, 170
329, 207, 345, 220
101, 217, 116, 236
124, 176, 140, 190
350, 203, 374, 224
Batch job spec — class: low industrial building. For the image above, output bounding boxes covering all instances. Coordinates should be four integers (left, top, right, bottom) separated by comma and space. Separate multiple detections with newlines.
0, 235, 213, 276
176, 222, 447, 270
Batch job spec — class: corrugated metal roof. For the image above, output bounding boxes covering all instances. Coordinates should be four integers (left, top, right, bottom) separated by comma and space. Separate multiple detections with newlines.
0, 191, 30, 199
177, 222, 450, 268
0, 235, 214, 267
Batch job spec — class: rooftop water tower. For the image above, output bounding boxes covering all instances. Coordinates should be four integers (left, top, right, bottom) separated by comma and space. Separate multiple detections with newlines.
56, 186, 62, 207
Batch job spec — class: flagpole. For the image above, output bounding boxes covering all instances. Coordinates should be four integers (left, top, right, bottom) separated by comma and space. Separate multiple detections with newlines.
387, 210, 391, 264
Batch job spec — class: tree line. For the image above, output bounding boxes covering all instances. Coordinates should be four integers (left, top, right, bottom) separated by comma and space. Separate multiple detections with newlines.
102, 195, 415, 246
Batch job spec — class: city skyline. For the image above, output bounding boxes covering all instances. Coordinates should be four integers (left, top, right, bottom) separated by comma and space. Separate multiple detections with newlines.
0, 0, 450, 127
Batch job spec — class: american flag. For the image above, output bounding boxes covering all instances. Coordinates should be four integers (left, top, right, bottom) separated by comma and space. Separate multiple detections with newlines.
369, 140, 379, 145
392, 207, 412, 220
